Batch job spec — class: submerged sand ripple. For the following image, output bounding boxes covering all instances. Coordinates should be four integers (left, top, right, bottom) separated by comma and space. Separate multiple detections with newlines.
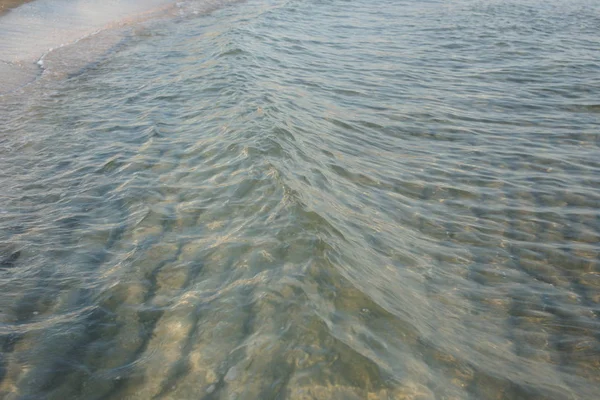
1, 0, 599, 399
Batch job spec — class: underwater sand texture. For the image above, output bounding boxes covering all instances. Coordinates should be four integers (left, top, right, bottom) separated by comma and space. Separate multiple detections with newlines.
1, 0, 599, 399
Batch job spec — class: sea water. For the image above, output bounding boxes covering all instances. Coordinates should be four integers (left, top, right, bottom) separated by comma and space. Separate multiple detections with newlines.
0, 0, 599, 398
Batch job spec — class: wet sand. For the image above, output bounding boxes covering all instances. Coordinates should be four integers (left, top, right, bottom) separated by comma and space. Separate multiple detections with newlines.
0, 0, 36, 93
0, 0, 32, 14
0, 0, 176, 94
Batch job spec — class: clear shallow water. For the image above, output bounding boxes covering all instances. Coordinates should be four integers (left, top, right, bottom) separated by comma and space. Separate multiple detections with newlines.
1, 0, 599, 398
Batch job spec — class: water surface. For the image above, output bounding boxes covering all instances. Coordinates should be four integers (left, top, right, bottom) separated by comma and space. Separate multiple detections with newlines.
1, 0, 599, 399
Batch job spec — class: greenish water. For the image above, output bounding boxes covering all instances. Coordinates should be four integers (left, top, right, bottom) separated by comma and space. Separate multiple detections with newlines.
1, 0, 599, 398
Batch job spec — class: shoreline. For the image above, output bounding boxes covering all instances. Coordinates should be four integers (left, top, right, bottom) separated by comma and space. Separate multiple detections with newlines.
0, 0, 177, 95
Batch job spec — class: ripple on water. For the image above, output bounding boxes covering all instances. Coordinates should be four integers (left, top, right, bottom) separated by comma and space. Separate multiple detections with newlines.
1, 0, 600, 399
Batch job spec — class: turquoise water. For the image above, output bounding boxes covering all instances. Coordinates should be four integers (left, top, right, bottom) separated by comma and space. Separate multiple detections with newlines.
1, 0, 599, 398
